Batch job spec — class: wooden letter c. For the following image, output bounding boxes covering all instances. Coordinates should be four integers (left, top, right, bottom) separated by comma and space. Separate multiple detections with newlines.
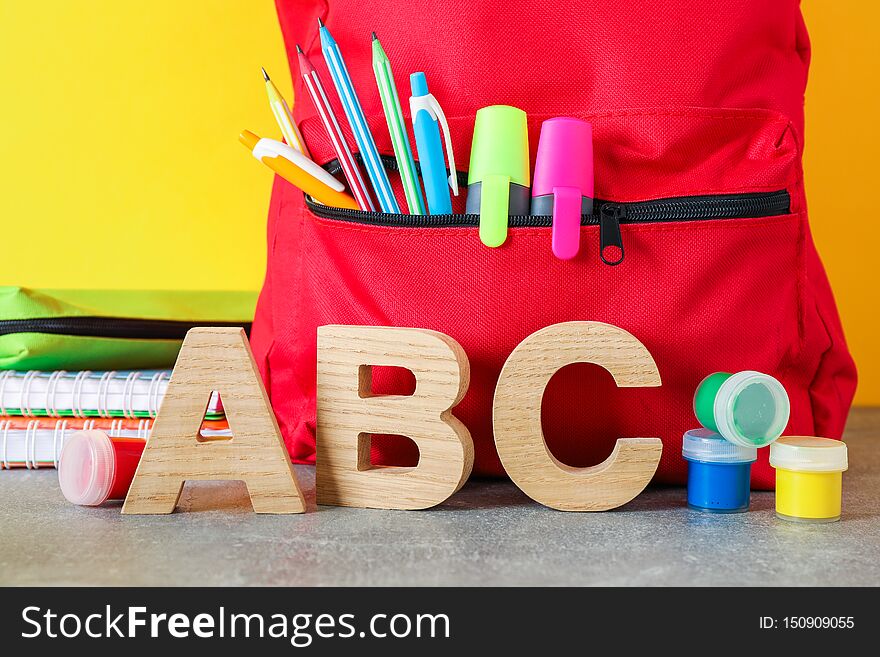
493, 321, 662, 511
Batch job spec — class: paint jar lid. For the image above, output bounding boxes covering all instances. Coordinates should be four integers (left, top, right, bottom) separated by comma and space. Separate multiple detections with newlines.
682, 428, 757, 464
58, 430, 116, 506
770, 436, 848, 473
712, 371, 790, 448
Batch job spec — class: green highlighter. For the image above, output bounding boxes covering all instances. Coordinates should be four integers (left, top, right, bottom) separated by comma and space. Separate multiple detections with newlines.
466, 105, 530, 247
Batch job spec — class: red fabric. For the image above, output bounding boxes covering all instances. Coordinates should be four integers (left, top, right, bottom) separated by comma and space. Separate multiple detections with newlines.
253, 0, 857, 489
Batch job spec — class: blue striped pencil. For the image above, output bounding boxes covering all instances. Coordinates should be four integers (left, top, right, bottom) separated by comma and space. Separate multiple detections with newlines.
318, 19, 399, 213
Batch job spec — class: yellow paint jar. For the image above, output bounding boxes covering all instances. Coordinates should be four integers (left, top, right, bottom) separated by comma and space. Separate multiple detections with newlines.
770, 437, 848, 523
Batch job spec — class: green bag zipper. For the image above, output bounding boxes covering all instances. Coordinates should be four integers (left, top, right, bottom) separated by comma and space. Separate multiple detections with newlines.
0, 317, 251, 340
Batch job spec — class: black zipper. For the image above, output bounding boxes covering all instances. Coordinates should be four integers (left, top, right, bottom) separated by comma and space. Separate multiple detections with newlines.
309, 154, 790, 265
0, 317, 251, 340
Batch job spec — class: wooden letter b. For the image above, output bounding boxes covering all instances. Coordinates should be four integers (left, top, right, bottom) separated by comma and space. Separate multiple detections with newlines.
316, 325, 474, 510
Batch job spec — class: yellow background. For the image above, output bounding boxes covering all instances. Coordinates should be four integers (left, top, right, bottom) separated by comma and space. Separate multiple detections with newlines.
0, 1, 877, 403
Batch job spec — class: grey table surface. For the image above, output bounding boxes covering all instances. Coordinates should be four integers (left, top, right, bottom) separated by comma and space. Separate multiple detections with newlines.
1, 409, 877, 587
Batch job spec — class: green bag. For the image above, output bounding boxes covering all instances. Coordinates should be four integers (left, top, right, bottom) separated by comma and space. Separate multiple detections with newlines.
0, 287, 257, 371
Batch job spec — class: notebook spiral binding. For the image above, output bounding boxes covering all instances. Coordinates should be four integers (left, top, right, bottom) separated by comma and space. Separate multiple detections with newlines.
71, 370, 90, 418
51, 418, 69, 468
46, 370, 66, 418
20, 370, 38, 416
123, 371, 139, 419
147, 371, 168, 419
0, 372, 6, 416
0, 416, 154, 470
0, 370, 169, 418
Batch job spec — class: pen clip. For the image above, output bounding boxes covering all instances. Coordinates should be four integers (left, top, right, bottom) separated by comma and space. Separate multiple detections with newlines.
409, 94, 458, 196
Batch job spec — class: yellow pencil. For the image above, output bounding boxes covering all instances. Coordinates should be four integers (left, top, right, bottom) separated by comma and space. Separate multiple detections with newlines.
262, 66, 310, 157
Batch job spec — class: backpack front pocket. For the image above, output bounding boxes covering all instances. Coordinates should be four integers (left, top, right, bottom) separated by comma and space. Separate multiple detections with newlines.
259, 106, 822, 489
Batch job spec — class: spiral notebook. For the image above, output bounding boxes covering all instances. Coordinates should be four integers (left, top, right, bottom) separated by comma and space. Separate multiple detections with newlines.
0, 370, 223, 419
0, 416, 231, 469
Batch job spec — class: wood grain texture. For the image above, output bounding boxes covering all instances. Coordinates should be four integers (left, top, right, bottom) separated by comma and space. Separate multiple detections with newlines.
122, 327, 305, 515
316, 325, 474, 510
493, 321, 662, 512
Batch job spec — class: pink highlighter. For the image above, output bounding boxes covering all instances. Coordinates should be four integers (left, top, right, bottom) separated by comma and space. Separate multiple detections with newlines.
531, 118, 594, 260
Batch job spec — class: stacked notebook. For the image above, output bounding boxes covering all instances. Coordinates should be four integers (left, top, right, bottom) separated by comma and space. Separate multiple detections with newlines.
0, 370, 230, 468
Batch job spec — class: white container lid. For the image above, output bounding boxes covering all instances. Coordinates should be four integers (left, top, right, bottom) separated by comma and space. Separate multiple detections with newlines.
58, 430, 116, 506
682, 428, 757, 464
714, 370, 790, 448
770, 436, 848, 473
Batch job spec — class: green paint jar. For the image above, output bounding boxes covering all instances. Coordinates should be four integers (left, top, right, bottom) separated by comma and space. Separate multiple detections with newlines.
693, 371, 790, 448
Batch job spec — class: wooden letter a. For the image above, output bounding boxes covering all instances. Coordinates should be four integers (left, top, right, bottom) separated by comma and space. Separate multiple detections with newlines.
122, 327, 305, 514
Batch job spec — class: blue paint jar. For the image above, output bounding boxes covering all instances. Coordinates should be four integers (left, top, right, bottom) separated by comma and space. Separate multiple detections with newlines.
682, 428, 757, 513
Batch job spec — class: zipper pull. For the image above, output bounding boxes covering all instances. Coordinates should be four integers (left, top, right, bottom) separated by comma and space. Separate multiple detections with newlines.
599, 203, 626, 265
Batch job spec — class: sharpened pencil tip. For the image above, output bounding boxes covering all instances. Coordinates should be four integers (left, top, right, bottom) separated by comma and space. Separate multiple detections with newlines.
295, 44, 303, 54
317, 17, 324, 27
261, 66, 270, 81
371, 31, 377, 41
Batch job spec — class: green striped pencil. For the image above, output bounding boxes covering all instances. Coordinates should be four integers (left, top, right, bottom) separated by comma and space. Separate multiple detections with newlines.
371, 32, 425, 215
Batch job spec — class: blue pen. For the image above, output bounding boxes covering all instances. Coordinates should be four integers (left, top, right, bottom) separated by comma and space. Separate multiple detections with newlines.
318, 19, 399, 213
409, 73, 458, 215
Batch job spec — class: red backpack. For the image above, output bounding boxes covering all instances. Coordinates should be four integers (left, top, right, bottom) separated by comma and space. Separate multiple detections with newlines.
250, 0, 856, 489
